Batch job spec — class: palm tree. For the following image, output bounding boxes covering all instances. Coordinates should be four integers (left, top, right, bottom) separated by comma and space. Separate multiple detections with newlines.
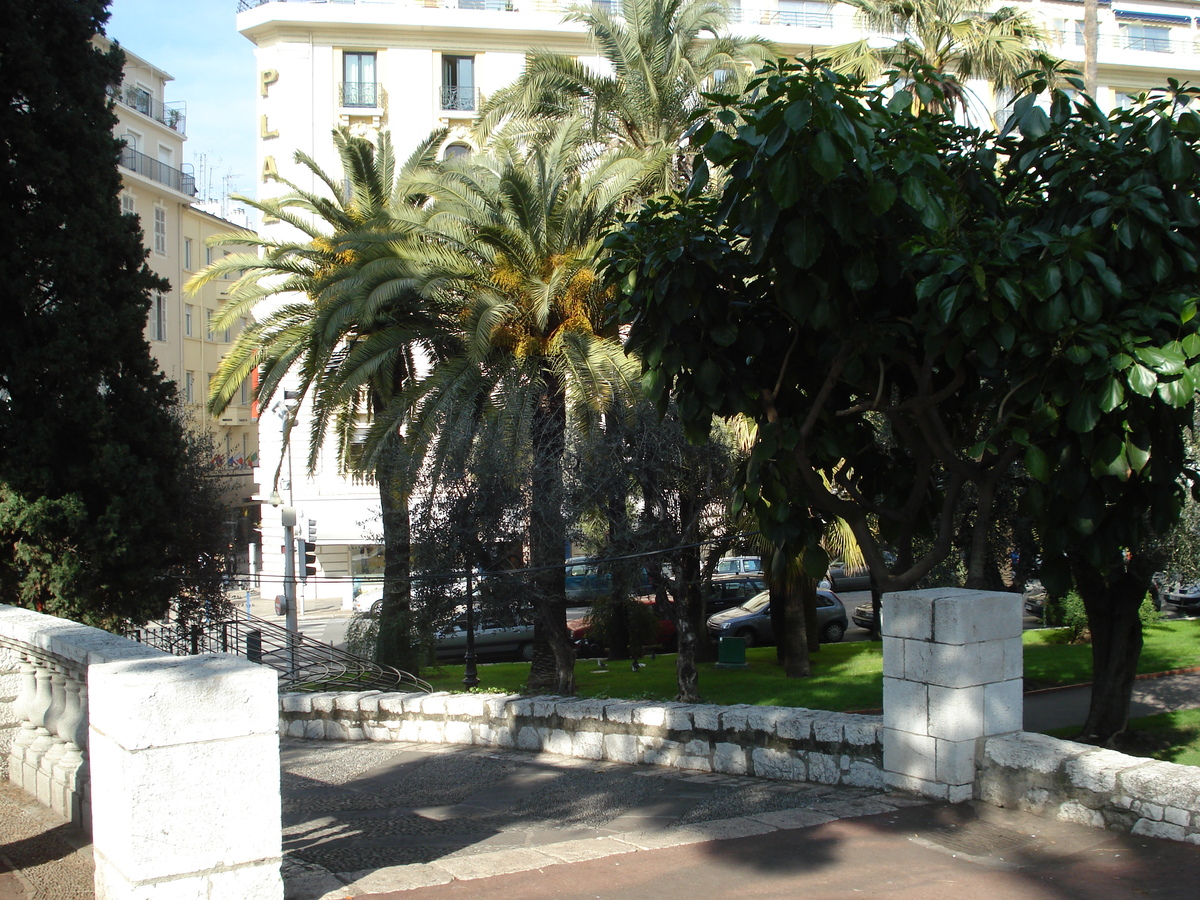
360, 118, 652, 694
186, 127, 451, 675
475, 0, 773, 190
830, 0, 1047, 119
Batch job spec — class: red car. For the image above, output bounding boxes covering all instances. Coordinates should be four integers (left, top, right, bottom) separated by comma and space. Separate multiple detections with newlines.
568, 596, 676, 655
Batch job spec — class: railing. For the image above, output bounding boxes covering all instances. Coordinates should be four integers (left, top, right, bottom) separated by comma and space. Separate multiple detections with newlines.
130, 606, 431, 693
118, 145, 198, 196
339, 81, 383, 108
107, 84, 186, 134
1049, 29, 1199, 56
440, 85, 480, 112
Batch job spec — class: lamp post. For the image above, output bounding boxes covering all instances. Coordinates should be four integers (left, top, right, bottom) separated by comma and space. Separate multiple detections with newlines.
281, 506, 297, 679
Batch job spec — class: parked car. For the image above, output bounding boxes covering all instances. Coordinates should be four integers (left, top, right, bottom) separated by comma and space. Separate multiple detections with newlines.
1023, 580, 1048, 617
704, 574, 768, 614
564, 557, 655, 604
350, 586, 383, 613
713, 556, 763, 576
851, 602, 878, 631
434, 611, 537, 662
706, 588, 848, 646
1152, 574, 1200, 610
567, 598, 676, 656
825, 552, 895, 592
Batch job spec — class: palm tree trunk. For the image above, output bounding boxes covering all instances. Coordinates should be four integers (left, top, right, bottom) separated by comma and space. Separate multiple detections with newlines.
375, 432, 419, 674
1083, 0, 1099, 97
526, 371, 575, 695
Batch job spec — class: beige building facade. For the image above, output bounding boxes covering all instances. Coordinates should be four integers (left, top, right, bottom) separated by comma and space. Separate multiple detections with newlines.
235, 0, 1200, 607
103, 38, 261, 576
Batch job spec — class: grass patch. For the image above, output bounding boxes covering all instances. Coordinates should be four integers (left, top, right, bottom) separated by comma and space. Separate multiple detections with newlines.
424, 619, 1200, 714
1046, 708, 1200, 767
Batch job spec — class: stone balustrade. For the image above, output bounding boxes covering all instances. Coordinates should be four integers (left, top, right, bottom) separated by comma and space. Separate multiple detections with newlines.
0, 604, 284, 899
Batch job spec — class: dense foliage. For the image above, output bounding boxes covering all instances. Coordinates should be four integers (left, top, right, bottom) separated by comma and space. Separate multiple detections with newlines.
0, 0, 230, 627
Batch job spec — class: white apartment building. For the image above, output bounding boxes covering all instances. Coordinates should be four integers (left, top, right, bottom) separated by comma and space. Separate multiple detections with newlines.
235, 0, 1200, 607
102, 38, 261, 575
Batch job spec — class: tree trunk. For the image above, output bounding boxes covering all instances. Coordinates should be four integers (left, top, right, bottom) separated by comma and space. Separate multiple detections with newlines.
675, 539, 702, 702
375, 435, 419, 674
782, 578, 812, 677
1068, 551, 1149, 744
1083, 0, 1099, 97
526, 373, 575, 696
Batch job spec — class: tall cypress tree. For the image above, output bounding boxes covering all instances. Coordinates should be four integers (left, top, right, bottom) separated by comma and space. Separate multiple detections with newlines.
0, 0, 215, 626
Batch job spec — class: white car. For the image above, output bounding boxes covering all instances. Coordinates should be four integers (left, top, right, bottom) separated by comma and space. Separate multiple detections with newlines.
350, 587, 383, 613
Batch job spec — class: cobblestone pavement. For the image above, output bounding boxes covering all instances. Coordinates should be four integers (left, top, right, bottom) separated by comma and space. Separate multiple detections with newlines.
0, 778, 92, 900
279, 739, 927, 899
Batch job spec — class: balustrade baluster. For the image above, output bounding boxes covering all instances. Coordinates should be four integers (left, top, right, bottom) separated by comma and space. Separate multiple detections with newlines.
37, 665, 69, 805
6, 656, 38, 782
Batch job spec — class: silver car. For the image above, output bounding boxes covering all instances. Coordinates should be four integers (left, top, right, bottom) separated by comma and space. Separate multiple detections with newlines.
706, 589, 848, 646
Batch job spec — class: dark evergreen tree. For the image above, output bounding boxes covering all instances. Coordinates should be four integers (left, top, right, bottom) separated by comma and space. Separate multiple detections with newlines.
0, 0, 222, 627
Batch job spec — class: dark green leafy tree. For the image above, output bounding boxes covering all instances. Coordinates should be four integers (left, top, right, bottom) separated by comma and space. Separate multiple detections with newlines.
0, 0, 226, 628
605, 61, 1200, 741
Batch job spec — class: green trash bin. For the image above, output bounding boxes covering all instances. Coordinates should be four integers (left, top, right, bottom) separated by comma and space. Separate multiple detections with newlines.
715, 636, 748, 668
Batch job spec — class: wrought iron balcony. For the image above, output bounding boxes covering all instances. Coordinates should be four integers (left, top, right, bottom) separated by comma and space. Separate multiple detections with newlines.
107, 84, 187, 134
340, 81, 383, 108
118, 145, 198, 196
440, 85, 480, 112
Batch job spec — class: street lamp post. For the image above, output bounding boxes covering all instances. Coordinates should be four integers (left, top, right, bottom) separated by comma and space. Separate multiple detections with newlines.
462, 569, 479, 689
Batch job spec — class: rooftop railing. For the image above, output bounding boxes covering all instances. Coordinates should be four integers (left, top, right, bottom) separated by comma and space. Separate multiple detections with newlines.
118, 145, 198, 197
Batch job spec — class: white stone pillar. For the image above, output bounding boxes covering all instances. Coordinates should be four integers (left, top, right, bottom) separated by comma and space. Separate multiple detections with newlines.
89, 654, 282, 900
882, 588, 1023, 802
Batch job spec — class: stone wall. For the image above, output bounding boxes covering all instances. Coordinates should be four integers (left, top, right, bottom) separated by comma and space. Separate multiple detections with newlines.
979, 732, 1200, 844
0, 645, 19, 779
278, 691, 886, 788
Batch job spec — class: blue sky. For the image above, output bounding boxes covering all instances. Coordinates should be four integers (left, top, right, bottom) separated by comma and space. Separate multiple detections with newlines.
104, 0, 258, 208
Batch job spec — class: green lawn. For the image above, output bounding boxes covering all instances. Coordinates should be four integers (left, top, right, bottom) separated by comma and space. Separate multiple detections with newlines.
423, 619, 1200, 714
1046, 708, 1200, 767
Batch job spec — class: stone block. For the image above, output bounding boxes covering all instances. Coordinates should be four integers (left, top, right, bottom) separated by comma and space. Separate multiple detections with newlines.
847, 761, 886, 790
94, 857, 283, 900
1121, 760, 1200, 814
89, 729, 280, 884
777, 710, 816, 742
927, 684, 984, 742
884, 770, 945, 799
934, 737, 977, 786
444, 693, 486, 717
982, 732, 1085, 775
88, 655, 278, 749
417, 720, 444, 743
287, 719, 306, 739
982, 679, 1023, 735
713, 742, 748, 775
482, 694, 520, 718
882, 678, 928, 736
883, 728, 937, 783
674, 755, 712, 773
684, 738, 710, 757
882, 637, 905, 679
325, 720, 347, 741
692, 705, 722, 731
376, 693, 409, 715
572, 730, 604, 760
1000, 637, 1024, 681
543, 729, 574, 757
746, 707, 786, 735
883, 592, 935, 641
751, 747, 804, 781
279, 693, 311, 714
310, 693, 335, 714
664, 706, 694, 731
334, 691, 374, 712
1065, 747, 1132, 794
444, 721, 474, 745
641, 737, 681, 766
603, 733, 638, 764
516, 726, 543, 751
808, 752, 840, 784
365, 725, 391, 742
557, 699, 606, 722
931, 590, 1022, 645
946, 783, 974, 803
603, 701, 641, 725
1131, 818, 1187, 841
633, 704, 669, 728
396, 719, 421, 742
718, 705, 756, 731
844, 717, 882, 746
420, 693, 451, 715
359, 694, 380, 715
812, 716, 844, 744
532, 697, 560, 718
303, 719, 325, 740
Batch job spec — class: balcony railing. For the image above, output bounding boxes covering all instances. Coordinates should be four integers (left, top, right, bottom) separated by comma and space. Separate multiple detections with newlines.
440, 85, 479, 112
339, 81, 383, 108
107, 84, 186, 134
1049, 29, 1198, 56
118, 145, 198, 196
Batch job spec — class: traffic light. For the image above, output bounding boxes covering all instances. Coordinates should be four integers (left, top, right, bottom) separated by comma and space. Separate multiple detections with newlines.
300, 540, 317, 581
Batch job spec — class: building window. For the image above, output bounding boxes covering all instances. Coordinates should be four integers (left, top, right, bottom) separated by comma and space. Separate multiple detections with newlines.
185, 371, 195, 403
184, 304, 194, 337
184, 237, 192, 270
205, 246, 213, 266
206, 309, 214, 341
776, 0, 833, 27
240, 377, 251, 406
441, 55, 475, 111
1121, 22, 1171, 52
121, 192, 136, 216
343, 51, 378, 107
443, 142, 472, 161
150, 293, 167, 342
153, 206, 167, 255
